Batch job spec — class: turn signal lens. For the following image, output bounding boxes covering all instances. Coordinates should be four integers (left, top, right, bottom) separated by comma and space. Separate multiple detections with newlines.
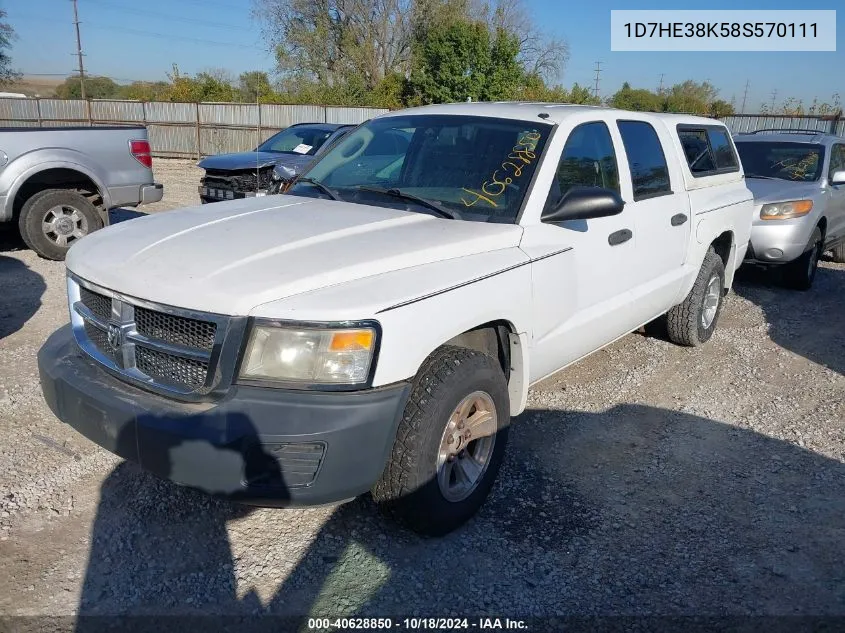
760, 200, 813, 220
329, 330, 374, 352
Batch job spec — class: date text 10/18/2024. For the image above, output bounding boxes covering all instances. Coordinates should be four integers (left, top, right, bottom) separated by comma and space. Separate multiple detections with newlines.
307, 618, 529, 630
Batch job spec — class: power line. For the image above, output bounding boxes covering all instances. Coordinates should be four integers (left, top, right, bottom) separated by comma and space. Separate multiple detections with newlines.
593, 61, 603, 99
83, 0, 253, 31
13, 13, 264, 51
741, 79, 750, 114
71, 0, 86, 99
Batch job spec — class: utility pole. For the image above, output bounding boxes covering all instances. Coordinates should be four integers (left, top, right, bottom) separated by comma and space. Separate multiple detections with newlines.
770, 88, 778, 113
741, 79, 750, 114
657, 73, 665, 95
593, 61, 603, 99
71, 0, 86, 99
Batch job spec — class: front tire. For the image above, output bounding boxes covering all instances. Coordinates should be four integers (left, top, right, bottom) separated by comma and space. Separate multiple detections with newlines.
830, 241, 845, 264
666, 248, 726, 347
783, 228, 822, 291
372, 346, 510, 536
18, 189, 103, 260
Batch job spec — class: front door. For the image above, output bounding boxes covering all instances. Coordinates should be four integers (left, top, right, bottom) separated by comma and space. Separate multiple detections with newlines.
520, 120, 642, 384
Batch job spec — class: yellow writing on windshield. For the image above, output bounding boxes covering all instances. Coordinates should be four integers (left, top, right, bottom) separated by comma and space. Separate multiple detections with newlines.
461, 131, 542, 208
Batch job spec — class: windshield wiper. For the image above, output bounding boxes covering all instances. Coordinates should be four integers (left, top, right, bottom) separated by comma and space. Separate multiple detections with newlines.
356, 186, 459, 220
295, 177, 341, 201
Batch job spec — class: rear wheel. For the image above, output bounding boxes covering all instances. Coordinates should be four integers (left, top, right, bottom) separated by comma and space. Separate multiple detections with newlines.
18, 189, 103, 260
783, 228, 822, 291
666, 247, 725, 347
372, 346, 509, 536
830, 241, 845, 264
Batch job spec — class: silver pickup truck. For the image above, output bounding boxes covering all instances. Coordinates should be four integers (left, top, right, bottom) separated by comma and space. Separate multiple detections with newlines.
0, 126, 163, 260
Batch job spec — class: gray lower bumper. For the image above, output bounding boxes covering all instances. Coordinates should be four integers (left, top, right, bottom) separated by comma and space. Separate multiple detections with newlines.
38, 326, 410, 506
141, 183, 164, 204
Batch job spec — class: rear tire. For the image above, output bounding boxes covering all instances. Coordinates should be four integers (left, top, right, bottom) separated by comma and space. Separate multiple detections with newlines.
666, 248, 725, 347
372, 346, 509, 536
783, 228, 822, 291
18, 189, 103, 261
830, 241, 845, 264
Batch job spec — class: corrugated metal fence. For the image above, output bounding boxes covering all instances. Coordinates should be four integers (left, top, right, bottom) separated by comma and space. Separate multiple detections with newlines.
722, 113, 845, 136
0, 98, 388, 158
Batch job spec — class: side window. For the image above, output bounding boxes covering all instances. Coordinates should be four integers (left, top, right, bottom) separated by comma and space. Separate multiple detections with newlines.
546, 122, 619, 210
678, 128, 716, 174
828, 144, 845, 181
617, 121, 671, 200
709, 128, 738, 170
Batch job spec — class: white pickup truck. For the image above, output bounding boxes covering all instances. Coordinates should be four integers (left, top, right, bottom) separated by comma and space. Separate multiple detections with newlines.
38, 103, 753, 535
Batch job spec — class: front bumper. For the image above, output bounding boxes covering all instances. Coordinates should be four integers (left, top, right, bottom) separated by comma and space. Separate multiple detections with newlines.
746, 219, 815, 264
38, 326, 410, 506
198, 185, 270, 204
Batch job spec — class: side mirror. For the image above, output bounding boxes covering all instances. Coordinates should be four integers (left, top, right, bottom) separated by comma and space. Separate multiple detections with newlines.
830, 170, 845, 186
541, 186, 625, 223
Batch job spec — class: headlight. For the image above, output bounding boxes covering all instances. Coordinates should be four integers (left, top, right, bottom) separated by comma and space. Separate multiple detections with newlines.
239, 323, 377, 386
760, 200, 813, 220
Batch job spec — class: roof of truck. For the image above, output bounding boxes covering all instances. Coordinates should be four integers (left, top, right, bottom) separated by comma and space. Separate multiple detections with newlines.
377, 101, 722, 127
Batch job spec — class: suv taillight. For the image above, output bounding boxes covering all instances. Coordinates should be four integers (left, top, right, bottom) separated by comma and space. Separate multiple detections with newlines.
130, 139, 152, 169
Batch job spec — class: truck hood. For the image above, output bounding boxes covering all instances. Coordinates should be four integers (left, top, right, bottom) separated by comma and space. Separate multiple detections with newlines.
66, 196, 523, 315
745, 178, 820, 204
198, 151, 306, 171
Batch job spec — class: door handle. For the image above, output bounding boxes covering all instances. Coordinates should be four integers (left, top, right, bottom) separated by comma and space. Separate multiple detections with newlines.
608, 229, 633, 246
671, 213, 688, 226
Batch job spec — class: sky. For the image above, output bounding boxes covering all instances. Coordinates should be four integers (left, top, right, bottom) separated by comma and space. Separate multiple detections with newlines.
6, 0, 843, 112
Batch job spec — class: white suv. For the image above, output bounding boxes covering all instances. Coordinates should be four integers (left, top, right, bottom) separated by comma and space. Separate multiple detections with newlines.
39, 103, 754, 535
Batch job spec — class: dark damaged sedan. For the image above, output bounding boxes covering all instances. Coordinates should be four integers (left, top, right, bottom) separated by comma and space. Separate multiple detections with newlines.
197, 122, 353, 203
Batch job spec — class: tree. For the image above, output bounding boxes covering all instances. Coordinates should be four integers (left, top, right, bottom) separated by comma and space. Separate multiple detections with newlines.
609, 82, 662, 112
664, 80, 718, 115
117, 81, 171, 101
568, 82, 599, 105
407, 19, 522, 104
708, 99, 735, 118
55, 76, 120, 99
239, 71, 273, 102
254, 0, 413, 90
1, 10, 21, 87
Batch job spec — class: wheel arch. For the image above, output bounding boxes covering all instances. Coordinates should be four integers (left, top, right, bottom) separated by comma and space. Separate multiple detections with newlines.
4, 159, 110, 222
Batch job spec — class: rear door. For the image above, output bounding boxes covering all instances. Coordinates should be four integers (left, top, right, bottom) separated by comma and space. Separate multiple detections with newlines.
615, 118, 690, 318
826, 142, 845, 242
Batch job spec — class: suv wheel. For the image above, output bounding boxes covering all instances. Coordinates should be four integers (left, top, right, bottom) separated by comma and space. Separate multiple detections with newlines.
18, 189, 103, 260
666, 247, 725, 347
783, 228, 822, 291
372, 346, 509, 536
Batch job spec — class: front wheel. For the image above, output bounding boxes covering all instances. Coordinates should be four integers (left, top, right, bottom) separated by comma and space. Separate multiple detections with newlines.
829, 241, 845, 264
372, 346, 510, 536
18, 189, 103, 260
783, 228, 822, 291
666, 247, 726, 347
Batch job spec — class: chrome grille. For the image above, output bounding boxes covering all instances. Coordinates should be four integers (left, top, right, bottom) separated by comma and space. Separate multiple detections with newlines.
135, 346, 209, 389
80, 287, 112, 321
135, 307, 216, 351
69, 276, 232, 398
83, 320, 112, 358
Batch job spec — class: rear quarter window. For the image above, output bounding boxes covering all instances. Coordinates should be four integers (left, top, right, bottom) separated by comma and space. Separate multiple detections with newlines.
677, 125, 739, 177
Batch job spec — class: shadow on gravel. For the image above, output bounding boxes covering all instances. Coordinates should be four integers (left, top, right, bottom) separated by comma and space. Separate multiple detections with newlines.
734, 263, 845, 375
109, 208, 148, 225
76, 404, 845, 626
0, 254, 46, 339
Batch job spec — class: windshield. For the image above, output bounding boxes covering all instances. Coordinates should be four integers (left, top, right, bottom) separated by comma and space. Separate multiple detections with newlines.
257, 126, 336, 156
735, 141, 825, 182
286, 114, 552, 222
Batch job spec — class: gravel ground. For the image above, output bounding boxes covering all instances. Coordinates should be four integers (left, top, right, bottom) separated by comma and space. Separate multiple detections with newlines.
0, 159, 843, 622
